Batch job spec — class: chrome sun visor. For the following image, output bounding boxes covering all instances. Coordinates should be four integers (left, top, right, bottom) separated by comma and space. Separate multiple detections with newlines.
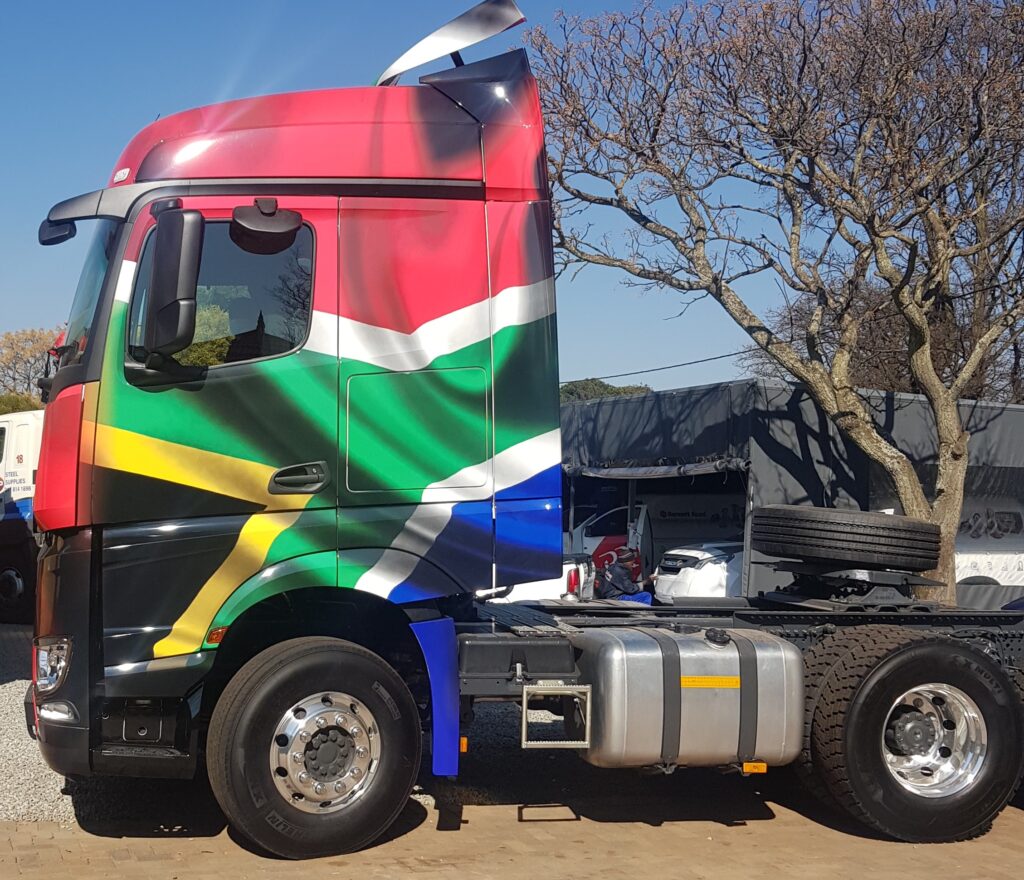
376, 0, 526, 87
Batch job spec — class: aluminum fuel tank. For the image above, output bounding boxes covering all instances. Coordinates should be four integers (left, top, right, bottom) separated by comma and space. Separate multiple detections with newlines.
567, 627, 803, 769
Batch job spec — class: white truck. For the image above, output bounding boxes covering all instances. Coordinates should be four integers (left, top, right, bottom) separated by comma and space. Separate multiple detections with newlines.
0, 409, 43, 621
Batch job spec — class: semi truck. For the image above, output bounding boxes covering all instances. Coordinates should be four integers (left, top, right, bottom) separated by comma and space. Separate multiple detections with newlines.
25, 0, 1024, 860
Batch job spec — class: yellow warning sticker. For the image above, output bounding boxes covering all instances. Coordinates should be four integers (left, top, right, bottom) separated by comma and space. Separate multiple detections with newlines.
680, 675, 741, 689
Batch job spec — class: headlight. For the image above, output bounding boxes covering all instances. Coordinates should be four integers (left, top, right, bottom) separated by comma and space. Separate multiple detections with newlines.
34, 638, 71, 694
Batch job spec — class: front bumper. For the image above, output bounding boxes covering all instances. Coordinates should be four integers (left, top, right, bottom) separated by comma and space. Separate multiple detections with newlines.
26, 683, 93, 777
28, 529, 205, 779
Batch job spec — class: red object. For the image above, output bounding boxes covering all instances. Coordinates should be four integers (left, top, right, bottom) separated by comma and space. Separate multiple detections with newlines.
34, 384, 84, 532
565, 567, 580, 595
48, 329, 66, 357
205, 626, 229, 646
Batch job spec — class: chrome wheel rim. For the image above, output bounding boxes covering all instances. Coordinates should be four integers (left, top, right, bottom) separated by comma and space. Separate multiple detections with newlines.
881, 683, 987, 798
268, 691, 381, 814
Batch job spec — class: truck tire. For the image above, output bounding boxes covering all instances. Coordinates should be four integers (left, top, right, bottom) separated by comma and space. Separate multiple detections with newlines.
750, 505, 940, 572
792, 629, 853, 808
207, 636, 421, 859
0, 548, 36, 624
795, 625, 923, 809
806, 625, 1024, 842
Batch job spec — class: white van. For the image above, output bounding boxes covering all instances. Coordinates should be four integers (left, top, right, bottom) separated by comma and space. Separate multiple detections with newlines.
0, 409, 43, 621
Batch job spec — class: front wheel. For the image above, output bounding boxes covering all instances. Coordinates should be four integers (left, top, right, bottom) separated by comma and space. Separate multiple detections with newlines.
809, 627, 1024, 841
207, 637, 422, 859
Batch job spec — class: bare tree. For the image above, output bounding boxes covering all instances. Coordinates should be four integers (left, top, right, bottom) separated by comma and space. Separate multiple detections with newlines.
0, 328, 62, 399
528, 0, 1024, 601
738, 283, 1024, 402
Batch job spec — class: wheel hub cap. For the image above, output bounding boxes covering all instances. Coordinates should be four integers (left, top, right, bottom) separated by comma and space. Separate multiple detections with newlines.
268, 691, 380, 814
881, 683, 987, 798
889, 710, 937, 756
305, 727, 354, 780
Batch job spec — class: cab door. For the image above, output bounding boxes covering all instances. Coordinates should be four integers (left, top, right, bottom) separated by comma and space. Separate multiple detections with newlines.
92, 195, 339, 662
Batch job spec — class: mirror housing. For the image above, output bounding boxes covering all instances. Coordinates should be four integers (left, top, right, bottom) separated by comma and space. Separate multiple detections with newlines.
143, 209, 203, 362
38, 219, 77, 246
230, 198, 301, 255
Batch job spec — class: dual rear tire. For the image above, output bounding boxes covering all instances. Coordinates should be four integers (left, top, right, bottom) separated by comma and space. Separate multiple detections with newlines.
798, 625, 1024, 841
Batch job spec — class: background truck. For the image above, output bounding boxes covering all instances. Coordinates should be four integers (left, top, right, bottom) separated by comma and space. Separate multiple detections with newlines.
0, 408, 43, 621
25, 0, 1024, 861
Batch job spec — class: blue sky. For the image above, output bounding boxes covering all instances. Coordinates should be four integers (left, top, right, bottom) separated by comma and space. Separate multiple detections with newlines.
0, 0, 753, 390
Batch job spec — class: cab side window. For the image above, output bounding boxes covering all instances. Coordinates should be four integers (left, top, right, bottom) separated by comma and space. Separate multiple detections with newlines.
129, 221, 314, 368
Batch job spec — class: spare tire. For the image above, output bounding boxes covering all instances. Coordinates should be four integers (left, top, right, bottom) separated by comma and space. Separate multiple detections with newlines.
750, 505, 940, 573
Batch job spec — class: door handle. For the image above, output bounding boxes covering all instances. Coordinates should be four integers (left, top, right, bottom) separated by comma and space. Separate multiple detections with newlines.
269, 461, 330, 495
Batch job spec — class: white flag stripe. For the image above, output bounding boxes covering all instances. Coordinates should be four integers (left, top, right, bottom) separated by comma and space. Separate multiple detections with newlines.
305, 277, 555, 369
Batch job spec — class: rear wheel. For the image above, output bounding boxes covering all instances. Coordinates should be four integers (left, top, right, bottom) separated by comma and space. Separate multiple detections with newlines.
807, 626, 1023, 841
0, 548, 35, 623
207, 637, 421, 859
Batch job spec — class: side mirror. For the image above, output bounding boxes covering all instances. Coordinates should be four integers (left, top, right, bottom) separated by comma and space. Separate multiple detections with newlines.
144, 209, 204, 363
38, 219, 76, 246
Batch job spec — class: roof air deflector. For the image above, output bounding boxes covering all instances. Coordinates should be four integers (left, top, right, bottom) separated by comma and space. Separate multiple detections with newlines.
376, 0, 526, 87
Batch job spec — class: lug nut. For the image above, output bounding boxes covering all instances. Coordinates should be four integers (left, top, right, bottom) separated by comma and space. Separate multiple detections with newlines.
349, 726, 362, 738
298, 771, 310, 784
355, 746, 368, 758
299, 730, 311, 742
291, 752, 303, 764
349, 767, 363, 779
316, 716, 328, 728
313, 782, 325, 795
334, 781, 346, 794
334, 714, 348, 727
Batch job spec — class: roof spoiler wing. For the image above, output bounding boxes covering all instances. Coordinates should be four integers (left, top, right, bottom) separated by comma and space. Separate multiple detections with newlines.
376, 0, 526, 87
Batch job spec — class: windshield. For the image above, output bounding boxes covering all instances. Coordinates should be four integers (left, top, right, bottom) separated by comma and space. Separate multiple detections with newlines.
61, 219, 120, 368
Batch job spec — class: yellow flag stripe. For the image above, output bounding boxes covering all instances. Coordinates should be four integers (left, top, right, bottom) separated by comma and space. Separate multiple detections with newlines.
83, 421, 315, 658
680, 675, 741, 689
152, 510, 303, 657
89, 422, 307, 510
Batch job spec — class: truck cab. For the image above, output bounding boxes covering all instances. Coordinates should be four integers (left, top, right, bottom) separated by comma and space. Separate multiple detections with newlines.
29, 0, 561, 855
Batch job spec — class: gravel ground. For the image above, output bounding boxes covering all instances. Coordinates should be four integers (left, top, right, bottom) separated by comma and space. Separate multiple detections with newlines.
0, 624, 78, 823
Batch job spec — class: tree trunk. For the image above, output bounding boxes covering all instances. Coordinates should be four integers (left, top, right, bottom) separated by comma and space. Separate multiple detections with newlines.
826, 403, 963, 606
923, 499, 962, 606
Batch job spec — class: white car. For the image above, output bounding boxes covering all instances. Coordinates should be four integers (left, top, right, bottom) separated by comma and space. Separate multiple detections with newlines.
654, 542, 744, 603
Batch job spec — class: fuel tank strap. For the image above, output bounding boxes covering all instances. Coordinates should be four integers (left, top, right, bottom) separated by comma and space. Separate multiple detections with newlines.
730, 632, 760, 761
639, 628, 682, 765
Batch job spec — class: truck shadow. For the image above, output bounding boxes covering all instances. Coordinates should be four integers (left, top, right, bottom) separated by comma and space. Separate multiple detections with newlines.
424, 705, 887, 840
66, 773, 429, 853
